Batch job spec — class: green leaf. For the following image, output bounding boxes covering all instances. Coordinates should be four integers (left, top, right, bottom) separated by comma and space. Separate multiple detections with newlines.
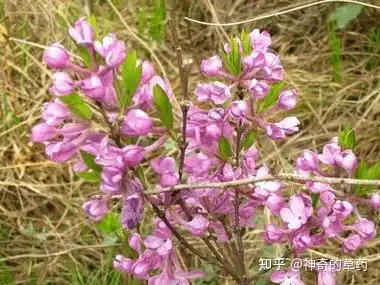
96, 212, 122, 234
76, 171, 101, 183
354, 161, 380, 196
330, 4, 363, 30
120, 51, 142, 108
257, 82, 284, 113
153, 85, 173, 129
240, 30, 252, 55
80, 150, 102, 172
242, 129, 257, 150
76, 44, 92, 68
60, 93, 93, 120
221, 38, 242, 76
311, 193, 320, 208
328, 21, 342, 83
338, 125, 355, 150
218, 136, 233, 161
88, 14, 99, 38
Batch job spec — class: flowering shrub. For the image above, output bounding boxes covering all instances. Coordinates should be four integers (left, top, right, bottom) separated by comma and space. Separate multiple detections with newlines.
32, 17, 380, 285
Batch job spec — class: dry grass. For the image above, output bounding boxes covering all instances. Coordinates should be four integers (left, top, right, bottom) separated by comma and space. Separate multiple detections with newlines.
0, 0, 380, 284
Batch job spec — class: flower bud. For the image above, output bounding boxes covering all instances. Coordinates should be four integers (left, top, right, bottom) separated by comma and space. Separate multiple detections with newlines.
335, 150, 357, 174
121, 109, 153, 137
230, 100, 248, 119
369, 194, 380, 211
82, 199, 108, 221
31, 123, 57, 142
355, 218, 376, 240
50, 72, 74, 96
69, 18, 94, 46
141, 60, 155, 85
128, 233, 142, 252
82, 75, 106, 100
278, 89, 299, 110
201, 55, 223, 76
43, 43, 71, 69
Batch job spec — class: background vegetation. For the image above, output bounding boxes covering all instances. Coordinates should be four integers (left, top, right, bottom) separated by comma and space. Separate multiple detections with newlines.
0, 0, 379, 284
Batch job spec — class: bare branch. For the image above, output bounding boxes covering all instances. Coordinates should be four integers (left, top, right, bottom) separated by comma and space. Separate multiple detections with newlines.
145, 173, 380, 195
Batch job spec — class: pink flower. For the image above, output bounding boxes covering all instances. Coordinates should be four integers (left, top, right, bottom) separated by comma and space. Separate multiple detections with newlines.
141, 60, 155, 85
322, 215, 343, 237
81, 75, 106, 100
184, 152, 212, 176
265, 194, 287, 215
42, 99, 70, 126
121, 194, 143, 230
151, 156, 179, 187
280, 196, 311, 230
69, 18, 94, 46
31, 123, 57, 142
318, 139, 341, 165
342, 234, 362, 252
278, 89, 299, 110
194, 82, 231, 104
264, 224, 286, 244
180, 215, 209, 236
149, 270, 205, 285
243, 51, 265, 69
43, 43, 71, 69
94, 34, 126, 67
270, 270, 304, 285
230, 100, 248, 118
144, 233, 173, 256
113, 255, 134, 273
249, 29, 271, 51
332, 200, 353, 219
201, 55, 223, 76
82, 199, 108, 221
335, 150, 357, 174
247, 79, 268, 98
318, 268, 336, 285
49, 72, 74, 96
296, 150, 320, 173
266, 117, 300, 140
121, 109, 153, 137
122, 145, 145, 168
355, 218, 376, 240
45, 141, 78, 162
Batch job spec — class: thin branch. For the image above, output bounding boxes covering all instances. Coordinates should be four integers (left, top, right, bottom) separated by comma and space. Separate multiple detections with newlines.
145, 173, 380, 194
184, 0, 380, 26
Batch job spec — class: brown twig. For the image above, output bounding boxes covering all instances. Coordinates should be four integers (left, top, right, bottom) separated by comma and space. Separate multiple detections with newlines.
146, 174, 380, 194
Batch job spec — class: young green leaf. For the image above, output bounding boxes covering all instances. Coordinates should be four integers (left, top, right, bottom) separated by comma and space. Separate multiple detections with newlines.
218, 136, 233, 161
80, 150, 102, 172
120, 51, 142, 108
240, 30, 252, 55
311, 193, 320, 208
96, 212, 122, 235
338, 125, 355, 150
76, 171, 101, 183
60, 93, 93, 120
330, 4, 363, 30
88, 14, 99, 38
153, 85, 173, 130
242, 129, 257, 150
354, 161, 380, 196
257, 82, 284, 113
76, 44, 92, 68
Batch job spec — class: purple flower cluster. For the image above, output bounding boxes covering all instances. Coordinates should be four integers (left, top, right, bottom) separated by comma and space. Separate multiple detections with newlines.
31, 19, 379, 285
